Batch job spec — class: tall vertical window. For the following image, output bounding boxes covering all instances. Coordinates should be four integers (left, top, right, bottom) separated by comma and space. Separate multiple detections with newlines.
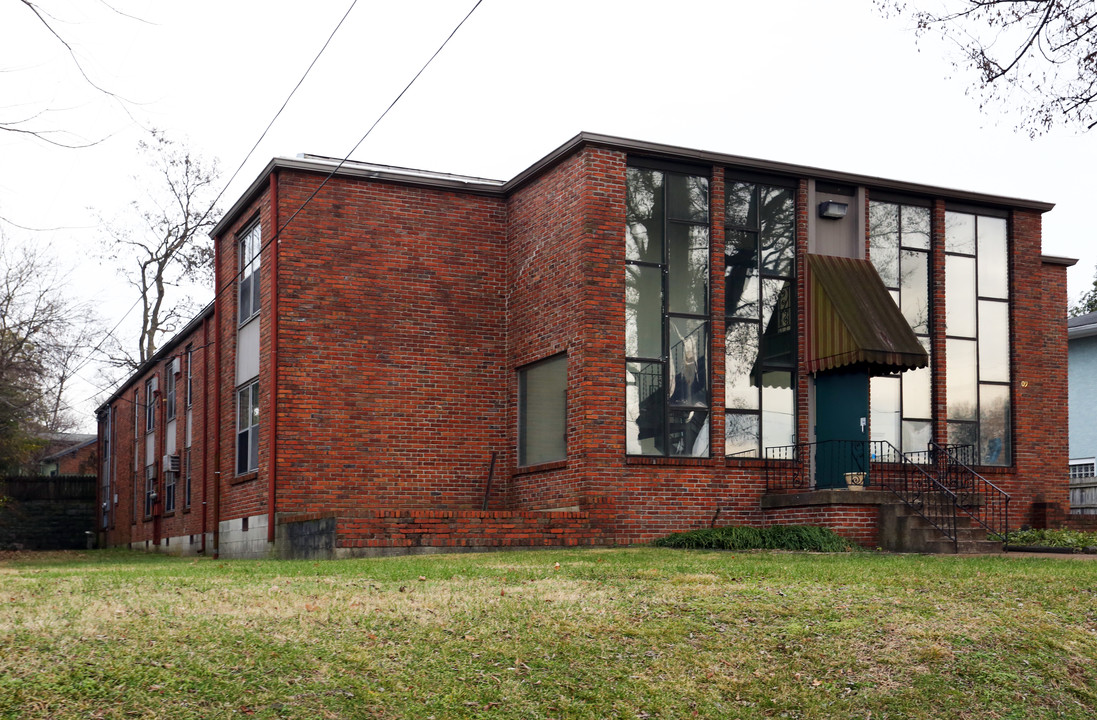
185, 345, 194, 407
945, 210, 1010, 465
184, 448, 192, 509
101, 409, 111, 530
144, 465, 156, 517
238, 222, 261, 322
165, 365, 176, 421
144, 377, 157, 433
164, 469, 176, 513
869, 201, 932, 456
625, 166, 710, 457
519, 354, 567, 466
132, 389, 139, 525
237, 380, 259, 474
724, 178, 796, 457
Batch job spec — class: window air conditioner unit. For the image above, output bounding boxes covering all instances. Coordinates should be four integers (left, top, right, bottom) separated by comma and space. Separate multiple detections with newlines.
162, 454, 180, 473
170, 357, 181, 376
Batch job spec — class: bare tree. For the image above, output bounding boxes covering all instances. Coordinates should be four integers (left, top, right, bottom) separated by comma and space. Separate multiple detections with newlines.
102, 131, 221, 367
0, 239, 98, 473
877, 0, 1097, 135
2, 1, 145, 149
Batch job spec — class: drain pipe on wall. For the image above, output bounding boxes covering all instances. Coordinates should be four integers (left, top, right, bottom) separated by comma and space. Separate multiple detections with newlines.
267, 171, 279, 545
200, 316, 210, 555
213, 227, 224, 559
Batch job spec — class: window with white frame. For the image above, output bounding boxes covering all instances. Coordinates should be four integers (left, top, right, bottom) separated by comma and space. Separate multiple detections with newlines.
165, 365, 176, 422
144, 377, 157, 433
238, 222, 261, 323
164, 469, 176, 513
237, 380, 259, 475
184, 448, 192, 509
144, 464, 156, 517
185, 345, 194, 407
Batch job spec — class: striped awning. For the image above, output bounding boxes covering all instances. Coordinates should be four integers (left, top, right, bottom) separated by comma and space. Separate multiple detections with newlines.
805, 254, 928, 375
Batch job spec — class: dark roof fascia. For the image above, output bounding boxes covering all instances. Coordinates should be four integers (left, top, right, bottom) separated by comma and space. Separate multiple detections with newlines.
42, 437, 97, 462
1042, 254, 1078, 266
215, 133, 1056, 236
211, 157, 508, 238
504, 132, 1056, 213
95, 302, 215, 415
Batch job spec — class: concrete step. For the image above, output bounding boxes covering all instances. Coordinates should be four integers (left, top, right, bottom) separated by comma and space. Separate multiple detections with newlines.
925, 538, 1004, 555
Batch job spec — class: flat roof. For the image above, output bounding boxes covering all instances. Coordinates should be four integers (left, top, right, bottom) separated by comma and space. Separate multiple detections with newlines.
213, 132, 1057, 237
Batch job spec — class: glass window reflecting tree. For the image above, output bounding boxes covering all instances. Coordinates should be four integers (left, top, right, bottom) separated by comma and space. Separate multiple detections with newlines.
945, 210, 1010, 465
868, 201, 932, 459
625, 166, 710, 457
724, 178, 796, 457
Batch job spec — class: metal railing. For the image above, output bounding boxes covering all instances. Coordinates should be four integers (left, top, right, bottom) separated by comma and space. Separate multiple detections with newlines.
762, 439, 1010, 547
869, 440, 959, 545
926, 441, 1010, 544
764, 439, 870, 492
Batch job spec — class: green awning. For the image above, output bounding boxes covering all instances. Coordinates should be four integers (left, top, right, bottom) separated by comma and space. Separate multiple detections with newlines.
805, 254, 928, 375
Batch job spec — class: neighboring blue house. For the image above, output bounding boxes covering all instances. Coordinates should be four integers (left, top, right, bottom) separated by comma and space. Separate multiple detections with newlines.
1068, 311, 1097, 513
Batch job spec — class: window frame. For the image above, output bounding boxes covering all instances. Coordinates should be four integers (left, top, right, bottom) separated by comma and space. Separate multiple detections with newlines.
238, 221, 262, 325
723, 173, 798, 459
185, 345, 193, 408
144, 377, 157, 434
144, 464, 157, 519
624, 161, 712, 458
868, 199, 933, 458
236, 380, 260, 475
944, 208, 1012, 466
518, 354, 568, 467
165, 363, 176, 422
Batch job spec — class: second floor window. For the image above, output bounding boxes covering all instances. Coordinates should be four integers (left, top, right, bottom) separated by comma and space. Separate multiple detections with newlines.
239, 222, 262, 323
144, 377, 157, 433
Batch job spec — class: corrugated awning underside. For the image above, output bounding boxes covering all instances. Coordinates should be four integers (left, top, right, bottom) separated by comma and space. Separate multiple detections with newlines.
806, 253, 928, 376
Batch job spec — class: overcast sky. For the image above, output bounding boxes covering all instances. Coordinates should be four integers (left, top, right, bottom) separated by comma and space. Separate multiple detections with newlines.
2, 0, 1094, 430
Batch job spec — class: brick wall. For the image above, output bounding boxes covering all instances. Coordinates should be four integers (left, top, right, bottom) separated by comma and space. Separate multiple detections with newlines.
272, 171, 509, 514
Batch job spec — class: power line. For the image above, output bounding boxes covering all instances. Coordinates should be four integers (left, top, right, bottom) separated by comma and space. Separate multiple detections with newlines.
84, 0, 485, 409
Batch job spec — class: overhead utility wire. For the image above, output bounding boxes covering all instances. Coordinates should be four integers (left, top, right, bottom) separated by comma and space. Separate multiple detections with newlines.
75, 0, 360, 391
85, 0, 484, 407
212, 0, 485, 304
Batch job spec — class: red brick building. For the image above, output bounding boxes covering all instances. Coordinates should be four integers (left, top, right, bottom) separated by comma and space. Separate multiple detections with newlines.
96, 133, 1074, 557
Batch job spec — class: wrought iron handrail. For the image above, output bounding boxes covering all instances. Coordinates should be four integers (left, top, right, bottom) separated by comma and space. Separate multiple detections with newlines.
868, 440, 960, 545
927, 441, 1010, 544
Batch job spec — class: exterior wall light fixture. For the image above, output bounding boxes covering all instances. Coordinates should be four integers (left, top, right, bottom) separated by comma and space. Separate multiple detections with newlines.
818, 201, 849, 219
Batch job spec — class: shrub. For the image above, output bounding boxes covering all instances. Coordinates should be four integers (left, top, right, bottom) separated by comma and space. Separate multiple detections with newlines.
1004, 528, 1097, 551
652, 524, 852, 552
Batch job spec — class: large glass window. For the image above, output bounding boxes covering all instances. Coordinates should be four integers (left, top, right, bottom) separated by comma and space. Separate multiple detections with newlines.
237, 381, 260, 475
945, 211, 1010, 465
868, 201, 932, 457
238, 223, 261, 323
518, 354, 567, 466
625, 167, 710, 457
724, 178, 796, 457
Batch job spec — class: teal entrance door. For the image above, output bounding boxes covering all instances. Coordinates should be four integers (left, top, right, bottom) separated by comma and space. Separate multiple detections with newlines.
814, 368, 870, 489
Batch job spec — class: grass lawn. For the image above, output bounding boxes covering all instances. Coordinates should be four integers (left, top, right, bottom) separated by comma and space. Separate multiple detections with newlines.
2, 548, 1096, 719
